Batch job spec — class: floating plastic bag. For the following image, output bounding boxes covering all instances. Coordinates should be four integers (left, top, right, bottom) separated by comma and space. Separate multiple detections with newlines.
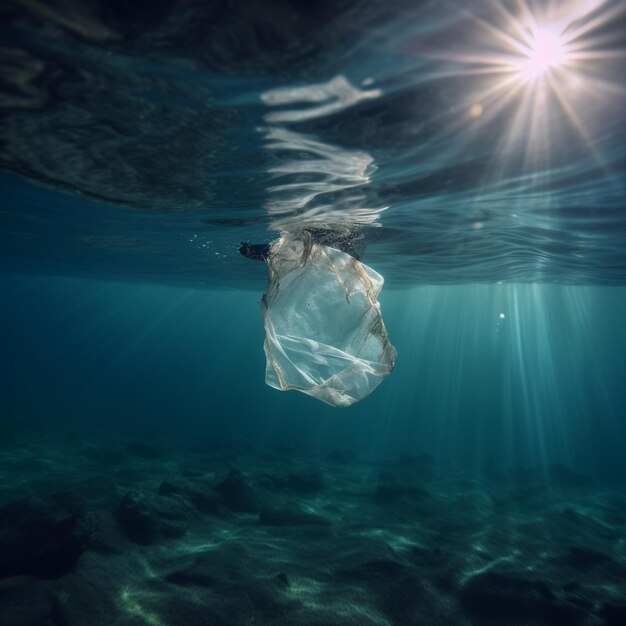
261, 234, 397, 407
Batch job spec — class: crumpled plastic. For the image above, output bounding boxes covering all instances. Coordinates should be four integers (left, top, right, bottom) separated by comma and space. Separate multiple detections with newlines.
260, 233, 397, 407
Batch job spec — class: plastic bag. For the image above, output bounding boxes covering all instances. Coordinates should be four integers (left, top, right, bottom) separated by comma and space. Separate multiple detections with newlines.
260, 234, 397, 407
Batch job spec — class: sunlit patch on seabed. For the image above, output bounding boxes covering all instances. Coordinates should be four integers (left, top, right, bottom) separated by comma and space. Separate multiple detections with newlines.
121, 587, 169, 626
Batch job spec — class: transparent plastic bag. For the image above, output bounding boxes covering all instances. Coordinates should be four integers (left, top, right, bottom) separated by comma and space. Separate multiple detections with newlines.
261, 234, 397, 407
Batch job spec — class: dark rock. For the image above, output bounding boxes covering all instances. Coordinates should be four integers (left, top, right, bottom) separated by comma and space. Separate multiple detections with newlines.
0, 492, 97, 579
215, 469, 257, 513
159, 521, 186, 539
259, 506, 332, 527
287, 469, 324, 494
159, 543, 294, 623
381, 576, 432, 624
125, 442, 164, 459
116, 491, 160, 545
152, 494, 196, 521
275, 572, 290, 586
85, 507, 126, 556
0, 578, 58, 626
333, 555, 439, 624
554, 546, 612, 570
459, 572, 577, 624
116, 491, 188, 544
600, 602, 626, 626
158, 479, 224, 515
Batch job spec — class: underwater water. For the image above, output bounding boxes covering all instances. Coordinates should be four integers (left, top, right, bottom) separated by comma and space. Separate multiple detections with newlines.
2, 0, 626, 624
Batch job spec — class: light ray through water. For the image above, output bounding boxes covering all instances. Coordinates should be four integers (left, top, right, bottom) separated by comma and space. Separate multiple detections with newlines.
411, 0, 626, 185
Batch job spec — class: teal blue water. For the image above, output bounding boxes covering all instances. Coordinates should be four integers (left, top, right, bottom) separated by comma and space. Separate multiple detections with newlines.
2, 273, 625, 481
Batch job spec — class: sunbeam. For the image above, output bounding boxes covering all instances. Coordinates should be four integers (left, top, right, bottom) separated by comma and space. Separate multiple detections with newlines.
419, 0, 626, 180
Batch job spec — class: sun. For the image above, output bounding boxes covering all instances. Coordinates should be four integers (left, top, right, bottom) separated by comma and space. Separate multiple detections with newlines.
424, 0, 626, 169
516, 25, 570, 81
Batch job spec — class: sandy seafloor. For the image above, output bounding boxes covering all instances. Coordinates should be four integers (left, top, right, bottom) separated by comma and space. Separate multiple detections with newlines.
1, 427, 625, 626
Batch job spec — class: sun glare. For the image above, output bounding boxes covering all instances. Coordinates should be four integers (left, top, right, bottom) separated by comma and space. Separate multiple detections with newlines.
517, 26, 569, 80
429, 0, 626, 172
